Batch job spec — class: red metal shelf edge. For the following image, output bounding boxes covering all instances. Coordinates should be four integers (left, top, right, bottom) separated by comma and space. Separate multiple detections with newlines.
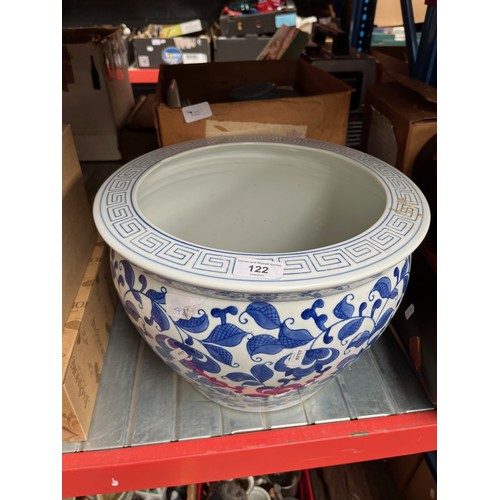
62, 410, 437, 498
128, 68, 160, 84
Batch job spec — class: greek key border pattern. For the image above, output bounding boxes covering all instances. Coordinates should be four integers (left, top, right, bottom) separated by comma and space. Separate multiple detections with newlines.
99, 137, 425, 280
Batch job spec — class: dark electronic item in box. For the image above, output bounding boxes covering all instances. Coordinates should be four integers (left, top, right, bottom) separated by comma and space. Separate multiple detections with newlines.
220, 0, 297, 37
304, 49, 376, 115
132, 35, 211, 68
303, 48, 376, 149
214, 34, 272, 61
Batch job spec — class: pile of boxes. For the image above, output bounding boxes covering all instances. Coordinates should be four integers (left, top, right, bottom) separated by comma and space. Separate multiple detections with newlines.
215, 0, 297, 62
130, 21, 212, 68
126, 1, 299, 68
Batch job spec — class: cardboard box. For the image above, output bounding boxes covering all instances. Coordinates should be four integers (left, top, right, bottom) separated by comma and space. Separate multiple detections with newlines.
391, 249, 437, 405
62, 124, 97, 327
62, 27, 135, 161
154, 59, 352, 146
62, 240, 117, 442
386, 453, 424, 495
119, 94, 159, 162
131, 34, 211, 68
403, 456, 437, 499
374, 0, 427, 27
361, 76, 436, 178
369, 46, 409, 82
310, 461, 402, 499
219, 1, 297, 38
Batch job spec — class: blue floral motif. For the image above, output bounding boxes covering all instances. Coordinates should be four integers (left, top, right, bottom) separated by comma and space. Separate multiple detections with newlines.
241, 302, 314, 361
274, 347, 339, 383
115, 260, 169, 339
111, 252, 411, 409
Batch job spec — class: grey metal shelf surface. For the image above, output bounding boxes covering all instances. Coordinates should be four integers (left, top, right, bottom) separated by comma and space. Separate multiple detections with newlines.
63, 304, 434, 453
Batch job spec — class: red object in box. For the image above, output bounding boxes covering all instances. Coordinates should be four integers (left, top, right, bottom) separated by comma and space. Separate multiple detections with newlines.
219, 0, 297, 37
257, 0, 283, 12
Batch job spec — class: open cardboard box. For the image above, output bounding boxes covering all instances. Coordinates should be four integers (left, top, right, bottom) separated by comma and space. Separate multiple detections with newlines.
153, 59, 353, 146
361, 73, 437, 178
62, 27, 135, 161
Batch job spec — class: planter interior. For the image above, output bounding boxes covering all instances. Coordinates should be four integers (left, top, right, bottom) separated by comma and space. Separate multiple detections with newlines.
137, 144, 388, 254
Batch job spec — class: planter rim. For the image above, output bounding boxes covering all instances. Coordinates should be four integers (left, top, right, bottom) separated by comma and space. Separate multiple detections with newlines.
93, 136, 430, 295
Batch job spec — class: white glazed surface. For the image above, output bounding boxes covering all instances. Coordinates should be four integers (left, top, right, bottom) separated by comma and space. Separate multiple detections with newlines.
94, 136, 430, 412
136, 143, 387, 253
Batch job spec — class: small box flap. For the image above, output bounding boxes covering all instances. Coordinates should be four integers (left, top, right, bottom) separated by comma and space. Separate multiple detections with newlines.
62, 27, 120, 45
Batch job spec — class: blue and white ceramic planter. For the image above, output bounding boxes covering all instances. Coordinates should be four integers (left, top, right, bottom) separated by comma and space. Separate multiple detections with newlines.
94, 136, 430, 412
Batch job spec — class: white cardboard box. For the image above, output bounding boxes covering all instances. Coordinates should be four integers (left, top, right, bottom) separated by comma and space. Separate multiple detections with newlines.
62, 27, 135, 161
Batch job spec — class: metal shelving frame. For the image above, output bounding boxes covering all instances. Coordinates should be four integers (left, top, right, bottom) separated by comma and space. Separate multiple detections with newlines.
349, 0, 378, 52
350, 0, 437, 86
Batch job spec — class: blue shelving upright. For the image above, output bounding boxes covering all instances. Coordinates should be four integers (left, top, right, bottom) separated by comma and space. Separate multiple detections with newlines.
349, 0, 378, 52
350, 0, 437, 87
